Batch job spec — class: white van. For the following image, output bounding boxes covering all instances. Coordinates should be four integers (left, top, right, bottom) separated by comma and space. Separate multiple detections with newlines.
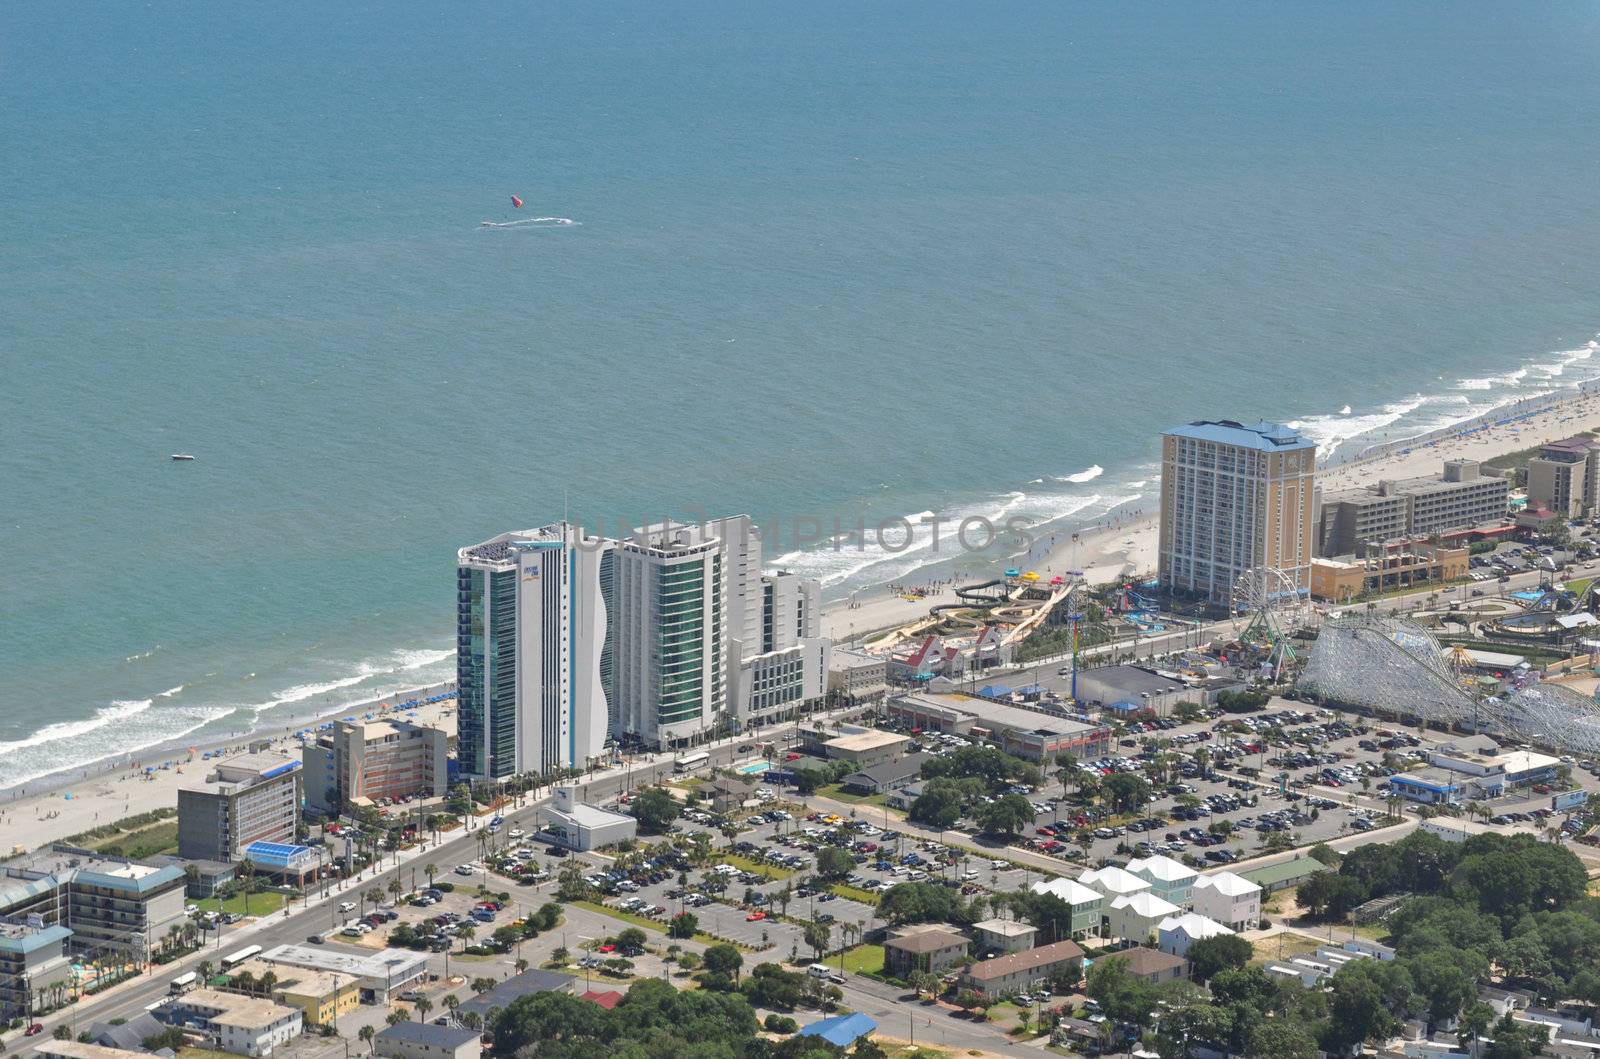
808, 964, 832, 980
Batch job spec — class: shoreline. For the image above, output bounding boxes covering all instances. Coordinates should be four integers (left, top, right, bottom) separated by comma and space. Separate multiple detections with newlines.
823, 378, 1600, 645
12, 374, 1600, 837
0, 681, 456, 855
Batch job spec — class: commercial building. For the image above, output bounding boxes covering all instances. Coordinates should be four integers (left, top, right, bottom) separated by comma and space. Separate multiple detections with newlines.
958, 938, 1084, 999
231, 959, 361, 1027
1527, 436, 1599, 517
882, 926, 969, 978
828, 649, 889, 699
1125, 855, 1198, 908
457, 968, 575, 1022
970, 918, 1038, 955
456, 522, 614, 779
1237, 856, 1329, 894
0, 850, 188, 974
0, 920, 73, 1022
171, 988, 303, 1057
1029, 878, 1106, 938
1310, 541, 1469, 602
1157, 912, 1233, 958
177, 753, 302, 863
886, 692, 1111, 762
374, 1021, 483, 1059
839, 753, 930, 796
1074, 666, 1191, 718
302, 718, 449, 816
1428, 739, 1561, 789
801, 727, 910, 768
1189, 871, 1262, 931
256, 944, 428, 1005
1318, 460, 1510, 557
1159, 420, 1317, 604
539, 786, 637, 851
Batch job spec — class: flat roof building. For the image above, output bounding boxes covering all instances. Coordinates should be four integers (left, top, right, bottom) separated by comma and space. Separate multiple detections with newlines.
0, 920, 73, 1022
971, 918, 1038, 955
375, 1021, 483, 1059
1317, 460, 1509, 557
539, 786, 637, 851
1160, 420, 1317, 604
0, 847, 188, 970
302, 718, 449, 817
886, 692, 1111, 762
257, 943, 428, 1004
172, 988, 303, 1057
457, 968, 575, 1021
801, 727, 910, 768
178, 753, 302, 863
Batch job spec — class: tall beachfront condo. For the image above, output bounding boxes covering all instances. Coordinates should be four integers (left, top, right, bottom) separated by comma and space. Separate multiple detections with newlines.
1159, 420, 1317, 605
611, 520, 731, 750
456, 522, 613, 780
734, 569, 830, 729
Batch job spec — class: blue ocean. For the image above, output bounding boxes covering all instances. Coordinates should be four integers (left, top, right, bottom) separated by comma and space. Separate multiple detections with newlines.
6, 0, 1600, 788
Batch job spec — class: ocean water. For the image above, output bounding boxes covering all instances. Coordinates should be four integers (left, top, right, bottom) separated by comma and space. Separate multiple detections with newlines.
6, 0, 1600, 789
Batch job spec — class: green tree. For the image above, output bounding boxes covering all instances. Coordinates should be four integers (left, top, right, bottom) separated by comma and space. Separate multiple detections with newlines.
814, 846, 854, 879
975, 794, 1035, 839
1086, 954, 1157, 1026
703, 943, 743, 983
804, 920, 832, 961
357, 1025, 376, 1052
1103, 773, 1152, 813
667, 912, 698, 939
629, 786, 681, 834
1246, 1020, 1318, 1059
1186, 933, 1254, 983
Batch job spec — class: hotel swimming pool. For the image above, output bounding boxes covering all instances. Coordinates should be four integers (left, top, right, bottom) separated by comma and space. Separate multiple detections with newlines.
737, 761, 770, 775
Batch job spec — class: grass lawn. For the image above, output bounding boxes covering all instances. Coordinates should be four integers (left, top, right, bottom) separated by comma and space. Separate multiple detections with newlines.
1344, 922, 1393, 943
196, 890, 288, 917
91, 820, 179, 860
820, 785, 890, 808
836, 943, 884, 974
830, 883, 881, 906
719, 853, 793, 879
1251, 931, 1323, 965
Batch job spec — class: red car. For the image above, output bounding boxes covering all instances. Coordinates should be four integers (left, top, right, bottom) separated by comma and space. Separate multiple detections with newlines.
25, 1025, 43, 1037
746, 911, 767, 921
598, 943, 616, 953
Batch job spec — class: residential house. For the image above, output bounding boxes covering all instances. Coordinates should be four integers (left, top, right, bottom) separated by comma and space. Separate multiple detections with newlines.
1126, 855, 1198, 908
1106, 892, 1181, 945
883, 927, 968, 978
1189, 871, 1262, 930
1156, 912, 1233, 958
374, 1021, 483, 1059
958, 939, 1085, 1000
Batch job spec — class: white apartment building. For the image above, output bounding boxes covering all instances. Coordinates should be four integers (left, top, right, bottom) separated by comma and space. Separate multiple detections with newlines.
1159, 420, 1317, 604
1189, 871, 1262, 931
456, 522, 613, 779
612, 520, 730, 750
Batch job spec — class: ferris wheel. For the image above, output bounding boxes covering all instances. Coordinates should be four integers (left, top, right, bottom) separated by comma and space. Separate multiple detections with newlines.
1231, 567, 1307, 639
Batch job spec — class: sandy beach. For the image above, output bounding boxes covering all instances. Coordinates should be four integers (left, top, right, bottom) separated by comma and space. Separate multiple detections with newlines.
0, 687, 456, 858
822, 379, 1600, 644
10, 381, 1600, 859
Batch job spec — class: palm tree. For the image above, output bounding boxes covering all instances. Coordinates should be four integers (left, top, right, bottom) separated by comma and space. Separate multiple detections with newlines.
358, 1025, 376, 1053
514, 958, 528, 975
425, 863, 437, 890
259, 971, 278, 999
442, 994, 460, 1024
238, 858, 256, 916
385, 1010, 409, 1027
414, 997, 433, 1022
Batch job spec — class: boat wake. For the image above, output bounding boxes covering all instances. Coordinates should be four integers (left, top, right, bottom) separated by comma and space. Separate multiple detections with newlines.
480, 217, 579, 229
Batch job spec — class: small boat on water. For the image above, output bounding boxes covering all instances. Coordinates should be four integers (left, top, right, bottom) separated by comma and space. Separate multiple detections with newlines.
170, 454, 196, 461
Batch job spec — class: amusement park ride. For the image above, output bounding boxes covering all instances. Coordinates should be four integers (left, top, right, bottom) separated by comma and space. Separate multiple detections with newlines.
1229, 567, 1310, 682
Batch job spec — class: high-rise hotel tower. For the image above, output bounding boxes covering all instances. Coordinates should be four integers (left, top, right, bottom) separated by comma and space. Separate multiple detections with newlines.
1158, 420, 1316, 605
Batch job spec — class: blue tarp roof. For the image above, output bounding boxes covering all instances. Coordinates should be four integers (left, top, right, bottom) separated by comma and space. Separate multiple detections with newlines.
979, 684, 1013, 698
799, 1013, 877, 1048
